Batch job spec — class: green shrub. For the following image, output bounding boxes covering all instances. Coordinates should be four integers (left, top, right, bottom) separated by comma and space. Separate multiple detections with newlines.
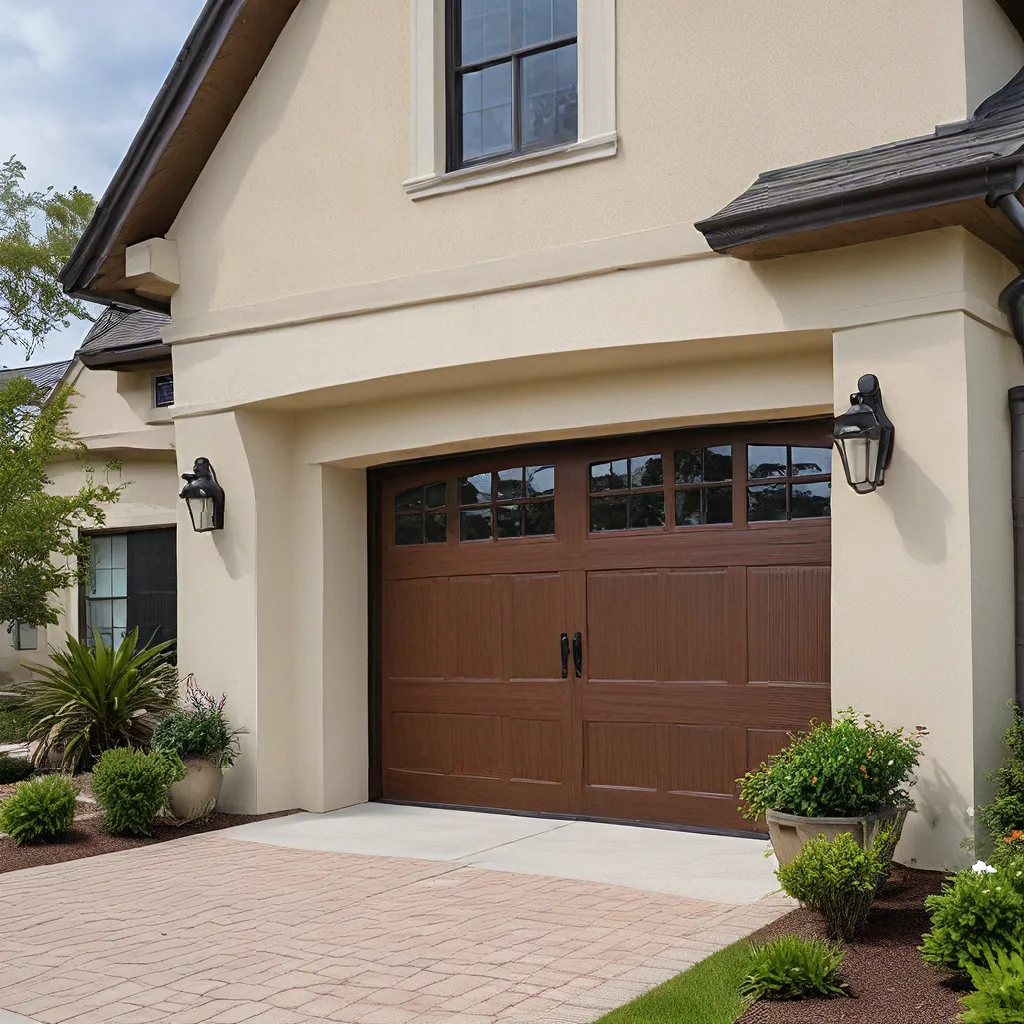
92, 747, 185, 837
0, 753, 34, 784
738, 709, 925, 821
979, 703, 1024, 847
776, 831, 888, 942
959, 942, 1024, 1023
991, 830, 1024, 870
17, 630, 178, 772
921, 865, 1024, 975
0, 702, 33, 744
153, 677, 245, 770
0, 775, 77, 844
740, 935, 847, 1002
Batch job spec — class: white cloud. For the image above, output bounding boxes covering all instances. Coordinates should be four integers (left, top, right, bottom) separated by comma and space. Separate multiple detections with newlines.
0, 0, 207, 368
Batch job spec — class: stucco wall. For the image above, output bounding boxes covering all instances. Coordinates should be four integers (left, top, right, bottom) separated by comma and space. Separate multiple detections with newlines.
963, 0, 1024, 111
168, 0, 975, 322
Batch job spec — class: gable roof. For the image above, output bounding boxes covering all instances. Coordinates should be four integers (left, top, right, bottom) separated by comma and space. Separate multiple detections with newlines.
696, 63, 1024, 260
76, 308, 171, 369
60, 0, 301, 312
0, 360, 73, 397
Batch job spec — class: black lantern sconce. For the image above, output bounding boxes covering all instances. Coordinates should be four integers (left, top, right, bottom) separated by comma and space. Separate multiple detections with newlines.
179, 458, 225, 533
832, 374, 895, 495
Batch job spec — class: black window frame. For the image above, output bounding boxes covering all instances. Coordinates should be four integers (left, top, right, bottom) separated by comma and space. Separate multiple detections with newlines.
153, 372, 174, 408
446, 0, 579, 172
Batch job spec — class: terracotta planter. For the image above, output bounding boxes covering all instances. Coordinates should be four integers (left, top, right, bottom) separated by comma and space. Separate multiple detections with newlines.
166, 758, 223, 822
766, 805, 908, 867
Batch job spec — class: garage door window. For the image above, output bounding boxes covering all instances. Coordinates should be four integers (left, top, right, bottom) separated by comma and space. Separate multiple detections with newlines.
748, 445, 831, 522
459, 465, 555, 541
589, 454, 665, 531
674, 445, 733, 527
395, 483, 448, 545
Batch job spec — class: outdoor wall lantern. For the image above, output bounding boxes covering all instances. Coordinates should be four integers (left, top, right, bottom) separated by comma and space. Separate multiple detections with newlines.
179, 458, 225, 532
832, 374, 895, 495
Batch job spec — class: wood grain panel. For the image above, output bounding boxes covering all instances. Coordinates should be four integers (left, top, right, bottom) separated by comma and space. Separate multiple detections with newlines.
585, 723, 659, 791
385, 579, 445, 679
510, 574, 567, 681
666, 726, 745, 796
448, 575, 504, 681
747, 566, 830, 684
587, 571, 658, 682
659, 569, 734, 683
509, 719, 562, 783
451, 715, 503, 779
388, 713, 452, 774
747, 728, 795, 774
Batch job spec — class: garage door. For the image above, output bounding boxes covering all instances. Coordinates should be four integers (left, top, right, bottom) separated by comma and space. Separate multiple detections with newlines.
376, 421, 832, 832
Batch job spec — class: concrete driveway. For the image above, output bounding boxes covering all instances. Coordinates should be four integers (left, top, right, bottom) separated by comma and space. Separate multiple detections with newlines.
0, 806, 789, 1024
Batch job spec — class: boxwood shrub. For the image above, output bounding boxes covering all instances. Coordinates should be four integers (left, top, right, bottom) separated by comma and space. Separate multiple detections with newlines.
0, 753, 34, 785
0, 775, 77, 844
92, 747, 185, 837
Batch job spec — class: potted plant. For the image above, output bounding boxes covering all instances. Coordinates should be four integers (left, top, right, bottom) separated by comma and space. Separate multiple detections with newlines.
738, 708, 925, 866
152, 677, 245, 822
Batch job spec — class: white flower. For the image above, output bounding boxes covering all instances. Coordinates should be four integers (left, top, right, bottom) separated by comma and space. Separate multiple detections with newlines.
966, 806, 975, 818
972, 861, 997, 875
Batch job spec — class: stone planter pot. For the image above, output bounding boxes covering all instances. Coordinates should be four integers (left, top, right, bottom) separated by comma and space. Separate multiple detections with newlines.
166, 758, 223, 823
766, 805, 908, 867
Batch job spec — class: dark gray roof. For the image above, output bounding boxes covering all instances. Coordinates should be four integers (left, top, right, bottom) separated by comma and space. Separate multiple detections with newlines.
76, 307, 170, 368
696, 65, 1024, 257
0, 360, 72, 396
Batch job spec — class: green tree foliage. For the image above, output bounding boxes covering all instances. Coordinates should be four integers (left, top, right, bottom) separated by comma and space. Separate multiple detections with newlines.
0, 376, 124, 628
0, 156, 96, 359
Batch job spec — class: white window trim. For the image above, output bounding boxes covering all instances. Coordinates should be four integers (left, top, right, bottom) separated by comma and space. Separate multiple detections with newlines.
404, 0, 617, 200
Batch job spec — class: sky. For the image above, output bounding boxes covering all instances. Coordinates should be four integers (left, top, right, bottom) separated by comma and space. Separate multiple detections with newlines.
0, 0, 208, 370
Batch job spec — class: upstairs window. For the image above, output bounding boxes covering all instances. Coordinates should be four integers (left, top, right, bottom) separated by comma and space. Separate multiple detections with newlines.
154, 372, 174, 408
448, 0, 578, 170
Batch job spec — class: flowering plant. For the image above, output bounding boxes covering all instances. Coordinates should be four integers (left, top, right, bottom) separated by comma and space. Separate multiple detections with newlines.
737, 709, 926, 820
152, 676, 246, 770
921, 862, 1024, 975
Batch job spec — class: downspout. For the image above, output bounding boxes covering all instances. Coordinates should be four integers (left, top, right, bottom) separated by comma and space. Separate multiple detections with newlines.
1011, 387, 1024, 707
990, 190, 1024, 706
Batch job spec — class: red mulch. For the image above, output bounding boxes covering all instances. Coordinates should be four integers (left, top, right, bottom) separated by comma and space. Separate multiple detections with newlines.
0, 810, 293, 875
738, 866, 964, 1024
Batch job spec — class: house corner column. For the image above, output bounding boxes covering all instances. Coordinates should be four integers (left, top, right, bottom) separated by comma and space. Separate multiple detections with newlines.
175, 410, 298, 814
831, 312, 976, 871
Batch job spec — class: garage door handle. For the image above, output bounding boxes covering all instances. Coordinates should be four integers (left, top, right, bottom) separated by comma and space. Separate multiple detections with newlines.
572, 632, 582, 678
560, 633, 570, 679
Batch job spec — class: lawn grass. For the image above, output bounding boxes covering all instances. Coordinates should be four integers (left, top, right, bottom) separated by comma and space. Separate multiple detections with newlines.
595, 940, 752, 1024
0, 707, 32, 745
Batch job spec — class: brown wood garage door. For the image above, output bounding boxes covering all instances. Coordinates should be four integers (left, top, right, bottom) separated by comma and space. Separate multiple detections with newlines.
375, 421, 832, 832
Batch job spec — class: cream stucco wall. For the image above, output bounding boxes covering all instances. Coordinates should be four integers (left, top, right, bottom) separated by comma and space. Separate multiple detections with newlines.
152, 0, 1024, 867
167, 0, 979, 324
0, 362, 178, 686
831, 311, 1024, 870
964, 0, 1024, 110
166, 221, 1024, 868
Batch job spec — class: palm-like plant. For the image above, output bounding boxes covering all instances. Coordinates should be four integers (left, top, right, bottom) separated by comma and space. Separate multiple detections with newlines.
17, 630, 178, 772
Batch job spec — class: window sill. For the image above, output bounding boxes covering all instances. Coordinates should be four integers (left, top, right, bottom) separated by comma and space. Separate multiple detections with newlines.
403, 132, 617, 200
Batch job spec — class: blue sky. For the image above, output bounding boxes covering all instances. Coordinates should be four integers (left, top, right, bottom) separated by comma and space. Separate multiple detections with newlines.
0, 0, 207, 369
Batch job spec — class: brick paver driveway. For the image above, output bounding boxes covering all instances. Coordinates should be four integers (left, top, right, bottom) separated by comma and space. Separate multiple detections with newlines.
0, 823, 787, 1024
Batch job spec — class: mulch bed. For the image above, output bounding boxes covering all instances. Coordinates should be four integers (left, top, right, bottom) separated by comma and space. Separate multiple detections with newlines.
738, 866, 964, 1024
0, 810, 292, 875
